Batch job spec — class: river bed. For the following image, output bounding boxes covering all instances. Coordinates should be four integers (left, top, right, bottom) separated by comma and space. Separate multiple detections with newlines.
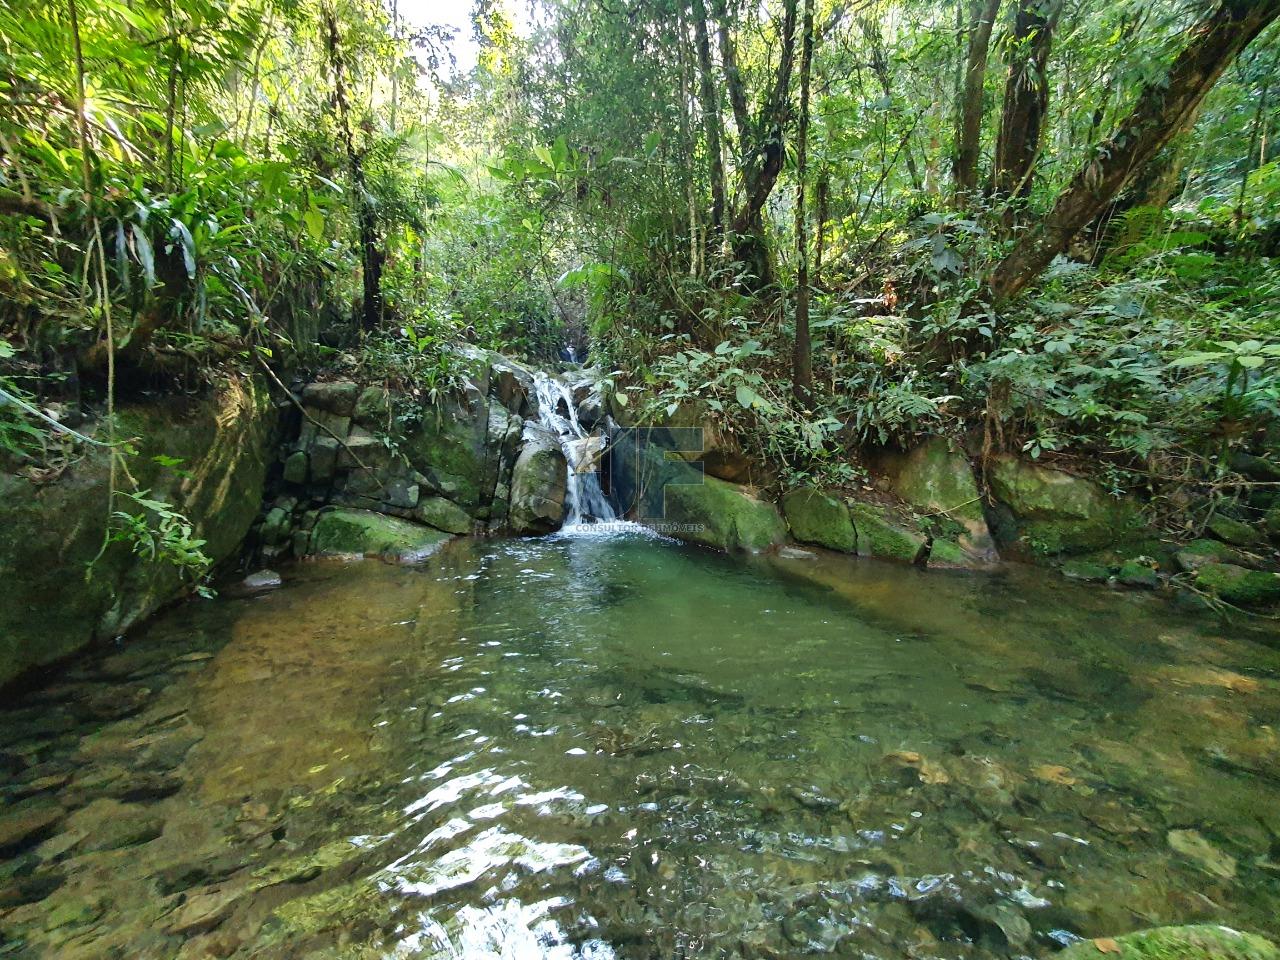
2, 527, 1279, 958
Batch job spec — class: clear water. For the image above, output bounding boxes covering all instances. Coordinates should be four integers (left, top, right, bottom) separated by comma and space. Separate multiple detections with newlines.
2, 530, 1279, 959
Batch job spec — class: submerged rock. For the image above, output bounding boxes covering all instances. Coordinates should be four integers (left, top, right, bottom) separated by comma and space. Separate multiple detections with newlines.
1058, 925, 1278, 960
307, 508, 452, 562
663, 476, 787, 553
781, 487, 856, 553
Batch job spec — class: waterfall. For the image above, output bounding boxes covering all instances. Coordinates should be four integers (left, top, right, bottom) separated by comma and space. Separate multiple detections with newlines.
532, 372, 617, 525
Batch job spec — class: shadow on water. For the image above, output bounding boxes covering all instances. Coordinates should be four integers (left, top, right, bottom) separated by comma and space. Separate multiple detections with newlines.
1, 531, 1279, 958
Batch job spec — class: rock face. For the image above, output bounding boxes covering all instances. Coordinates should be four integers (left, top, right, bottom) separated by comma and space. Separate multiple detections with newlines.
0, 377, 276, 688
663, 476, 787, 553
987, 455, 1140, 556
781, 487, 856, 553
508, 429, 568, 534
308, 508, 452, 562
1058, 925, 1279, 960
879, 437, 995, 560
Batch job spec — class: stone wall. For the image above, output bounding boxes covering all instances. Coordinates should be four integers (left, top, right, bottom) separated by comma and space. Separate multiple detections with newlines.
0, 377, 277, 688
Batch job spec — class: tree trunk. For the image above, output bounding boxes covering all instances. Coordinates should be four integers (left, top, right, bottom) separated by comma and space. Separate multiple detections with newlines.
715, 0, 799, 289
793, 0, 814, 403
952, 0, 1002, 208
325, 10, 382, 333
992, 0, 1062, 214
691, 0, 726, 247
988, 0, 1280, 304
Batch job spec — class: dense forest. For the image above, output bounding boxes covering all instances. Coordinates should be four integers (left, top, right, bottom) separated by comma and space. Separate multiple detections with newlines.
2, 0, 1279, 568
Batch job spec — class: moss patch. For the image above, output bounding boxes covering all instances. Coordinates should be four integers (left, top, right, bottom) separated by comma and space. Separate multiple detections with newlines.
1195, 562, 1280, 608
848, 502, 927, 565
781, 487, 856, 553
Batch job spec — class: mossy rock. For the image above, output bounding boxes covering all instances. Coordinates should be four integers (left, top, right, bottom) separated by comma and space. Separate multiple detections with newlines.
885, 437, 995, 558
1175, 539, 1244, 573
663, 476, 787, 553
1116, 559, 1159, 589
1194, 562, 1280, 608
509, 431, 568, 534
413, 496, 473, 535
781, 487, 856, 553
1267, 504, 1280, 541
397, 390, 494, 512
1059, 925, 1279, 960
1206, 514, 1264, 548
926, 537, 972, 567
848, 502, 927, 565
0, 377, 276, 687
1060, 559, 1111, 583
988, 456, 1141, 556
308, 509, 451, 562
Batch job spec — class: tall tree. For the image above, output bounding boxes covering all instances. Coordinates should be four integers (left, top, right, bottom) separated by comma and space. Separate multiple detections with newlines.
992, 0, 1062, 214
953, 0, 1002, 207
987, 0, 1280, 304
712, 0, 799, 287
691, 0, 727, 250
793, 0, 815, 401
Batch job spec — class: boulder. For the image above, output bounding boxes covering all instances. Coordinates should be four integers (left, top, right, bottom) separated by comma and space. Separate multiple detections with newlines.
414, 496, 474, 535
1058, 925, 1278, 960
848, 502, 928, 564
662, 476, 787, 553
352, 385, 391, 425
1206, 514, 1264, 548
300, 381, 359, 417
307, 509, 451, 562
880, 437, 995, 559
509, 429, 568, 535
665, 401, 762, 485
781, 487, 856, 553
1175, 538, 1247, 573
282, 450, 308, 485
1194, 562, 1280, 608
988, 455, 1141, 556
0, 377, 276, 687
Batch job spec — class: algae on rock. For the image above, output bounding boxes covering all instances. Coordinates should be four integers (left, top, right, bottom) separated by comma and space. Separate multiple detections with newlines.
781, 487, 856, 553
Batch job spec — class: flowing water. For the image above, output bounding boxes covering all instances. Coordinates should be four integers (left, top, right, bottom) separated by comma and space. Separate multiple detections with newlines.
2, 530, 1280, 959
531, 373, 616, 526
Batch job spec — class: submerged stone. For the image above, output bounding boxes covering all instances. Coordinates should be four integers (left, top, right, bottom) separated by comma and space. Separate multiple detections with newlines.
307, 509, 451, 562
1058, 925, 1278, 960
1061, 559, 1111, 582
781, 487, 856, 553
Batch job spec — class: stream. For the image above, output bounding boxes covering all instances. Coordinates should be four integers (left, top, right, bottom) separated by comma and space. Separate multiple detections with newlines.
2, 527, 1279, 958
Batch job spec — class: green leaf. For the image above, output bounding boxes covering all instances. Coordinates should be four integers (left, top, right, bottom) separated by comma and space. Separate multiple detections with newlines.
303, 207, 325, 241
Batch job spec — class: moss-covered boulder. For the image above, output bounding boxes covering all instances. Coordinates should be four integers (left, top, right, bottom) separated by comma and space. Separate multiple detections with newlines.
1175, 538, 1246, 573
882, 437, 995, 559
988, 455, 1141, 556
0, 377, 276, 687
1206, 514, 1264, 548
1267, 503, 1280, 541
414, 496, 474, 535
1194, 562, 1280, 608
781, 487, 856, 553
848, 502, 928, 565
307, 509, 451, 562
663, 476, 787, 553
1059, 925, 1279, 960
1060, 559, 1111, 582
509, 430, 568, 534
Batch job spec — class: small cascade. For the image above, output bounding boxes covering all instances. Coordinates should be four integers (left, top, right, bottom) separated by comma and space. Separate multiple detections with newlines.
532, 372, 617, 525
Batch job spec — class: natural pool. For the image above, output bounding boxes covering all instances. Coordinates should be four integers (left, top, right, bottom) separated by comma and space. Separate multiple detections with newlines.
1, 527, 1279, 959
